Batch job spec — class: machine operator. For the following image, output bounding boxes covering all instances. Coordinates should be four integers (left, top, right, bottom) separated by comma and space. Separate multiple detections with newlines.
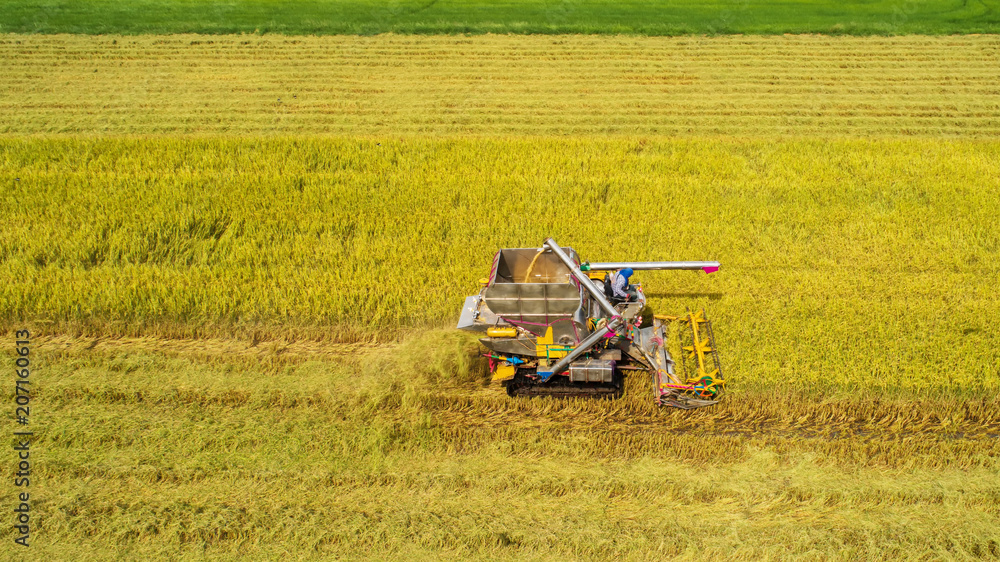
610, 268, 637, 303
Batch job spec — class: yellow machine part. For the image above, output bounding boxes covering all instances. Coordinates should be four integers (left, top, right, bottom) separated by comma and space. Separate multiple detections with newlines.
535, 327, 571, 359
486, 326, 517, 338
681, 309, 724, 391
492, 363, 517, 382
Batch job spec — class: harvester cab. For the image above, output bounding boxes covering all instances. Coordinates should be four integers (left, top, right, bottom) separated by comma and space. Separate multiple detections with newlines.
457, 238, 724, 409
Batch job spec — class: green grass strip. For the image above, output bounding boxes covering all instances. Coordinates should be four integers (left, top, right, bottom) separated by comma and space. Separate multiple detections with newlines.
2, 0, 999, 35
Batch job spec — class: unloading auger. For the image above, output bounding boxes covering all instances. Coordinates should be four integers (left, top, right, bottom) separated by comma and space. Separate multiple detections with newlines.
456, 238, 724, 409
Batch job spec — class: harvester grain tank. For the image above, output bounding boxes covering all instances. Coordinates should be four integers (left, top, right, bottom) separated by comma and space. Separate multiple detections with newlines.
457, 238, 724, 409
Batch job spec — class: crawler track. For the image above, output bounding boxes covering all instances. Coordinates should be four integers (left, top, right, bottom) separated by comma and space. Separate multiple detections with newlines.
504, 371, 624, 399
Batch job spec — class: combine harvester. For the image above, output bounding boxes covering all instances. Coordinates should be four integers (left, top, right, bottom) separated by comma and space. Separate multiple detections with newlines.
457, 238, 724, 409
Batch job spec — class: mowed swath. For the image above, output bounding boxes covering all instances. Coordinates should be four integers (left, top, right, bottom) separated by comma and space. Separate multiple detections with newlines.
1, 34, 999, 136
15, 333, 1000, 559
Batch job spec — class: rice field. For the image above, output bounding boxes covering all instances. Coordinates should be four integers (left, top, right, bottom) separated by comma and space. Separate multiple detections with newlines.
1, 34, 1000, 137
2, 331, 998, 559
3, 136, 1000, 393
2, 32, 1000, 559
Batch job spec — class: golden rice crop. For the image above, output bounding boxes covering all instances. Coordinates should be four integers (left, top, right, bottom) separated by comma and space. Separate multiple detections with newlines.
3, 137, 999, 393
1, 33, 999, 137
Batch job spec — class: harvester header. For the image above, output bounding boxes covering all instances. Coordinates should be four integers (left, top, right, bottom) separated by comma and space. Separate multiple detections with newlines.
457, 238, 724, 409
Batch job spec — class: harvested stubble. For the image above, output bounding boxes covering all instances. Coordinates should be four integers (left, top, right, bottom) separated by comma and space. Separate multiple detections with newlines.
5, 332, 999, 559
1, 34, 1000, 137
